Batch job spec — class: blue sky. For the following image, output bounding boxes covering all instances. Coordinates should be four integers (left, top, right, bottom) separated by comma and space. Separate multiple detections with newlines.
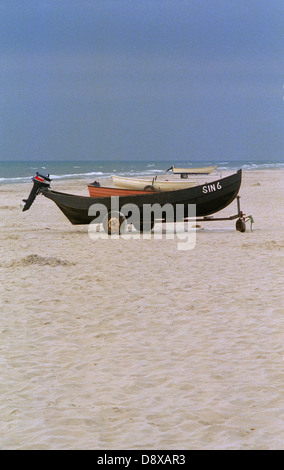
0, 0, 283, 161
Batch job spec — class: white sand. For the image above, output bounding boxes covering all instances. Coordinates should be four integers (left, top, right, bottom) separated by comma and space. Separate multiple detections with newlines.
0, 170, 283, 449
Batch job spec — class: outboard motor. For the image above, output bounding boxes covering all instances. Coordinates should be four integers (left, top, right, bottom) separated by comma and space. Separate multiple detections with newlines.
22, 172, 52, 211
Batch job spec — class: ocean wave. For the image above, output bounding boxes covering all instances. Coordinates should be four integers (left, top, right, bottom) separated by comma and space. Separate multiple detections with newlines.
0, 176, 32, 183
241, 162, 284, 170
50, 171, 105, 179
0, 172, 107, 184
217, 162, 284, 171
115, 169, 165, 177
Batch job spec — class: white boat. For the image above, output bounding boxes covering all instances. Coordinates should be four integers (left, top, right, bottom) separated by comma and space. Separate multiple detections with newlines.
168, 165, 217, 176
111, 175, 196, 191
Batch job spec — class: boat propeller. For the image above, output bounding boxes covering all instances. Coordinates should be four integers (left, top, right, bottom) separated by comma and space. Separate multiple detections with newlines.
22, 172, 52, 211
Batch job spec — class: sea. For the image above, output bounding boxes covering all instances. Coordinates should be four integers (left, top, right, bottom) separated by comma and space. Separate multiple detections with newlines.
0, 159, 283, 185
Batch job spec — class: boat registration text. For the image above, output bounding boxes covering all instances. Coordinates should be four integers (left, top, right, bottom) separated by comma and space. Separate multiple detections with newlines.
202, 182, 222, 193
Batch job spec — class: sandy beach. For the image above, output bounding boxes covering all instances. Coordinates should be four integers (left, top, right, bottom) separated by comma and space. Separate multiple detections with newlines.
0, 169, 283, 450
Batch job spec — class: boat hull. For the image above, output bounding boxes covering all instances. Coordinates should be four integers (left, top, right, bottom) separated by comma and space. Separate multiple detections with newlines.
41, 170, 242, 225
88, 185, 155, 198
111, 175, 196, 191
171, 165, 217, 175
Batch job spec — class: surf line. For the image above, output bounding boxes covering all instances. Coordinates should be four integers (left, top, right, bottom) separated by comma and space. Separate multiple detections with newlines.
97, 455, 132, 468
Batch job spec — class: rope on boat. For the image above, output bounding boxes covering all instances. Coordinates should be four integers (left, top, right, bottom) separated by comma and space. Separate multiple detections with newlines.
247, 215, 254, 232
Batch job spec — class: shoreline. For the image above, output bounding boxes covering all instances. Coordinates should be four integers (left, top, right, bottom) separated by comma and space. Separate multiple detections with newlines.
0, 166, 283, 188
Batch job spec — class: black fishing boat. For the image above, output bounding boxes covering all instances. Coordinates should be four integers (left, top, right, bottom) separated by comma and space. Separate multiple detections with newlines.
22, 170, 249, 233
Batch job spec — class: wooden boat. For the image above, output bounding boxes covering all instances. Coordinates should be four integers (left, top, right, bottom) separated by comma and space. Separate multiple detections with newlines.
22, 171, 242, 230
167, 165, 217, 177
88, 182, 156, 198
111, 175, 196, 191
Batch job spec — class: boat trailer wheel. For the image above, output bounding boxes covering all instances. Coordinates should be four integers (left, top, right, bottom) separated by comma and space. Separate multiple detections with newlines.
103, 211, 126, 235
236, 218, 246, 232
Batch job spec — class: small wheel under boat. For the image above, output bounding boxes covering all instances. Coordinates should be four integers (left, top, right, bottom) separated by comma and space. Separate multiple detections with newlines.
236, 218, 246, 232
103, 211, 126, 235
181, 173, 188, 179
143, 185, 155, 191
